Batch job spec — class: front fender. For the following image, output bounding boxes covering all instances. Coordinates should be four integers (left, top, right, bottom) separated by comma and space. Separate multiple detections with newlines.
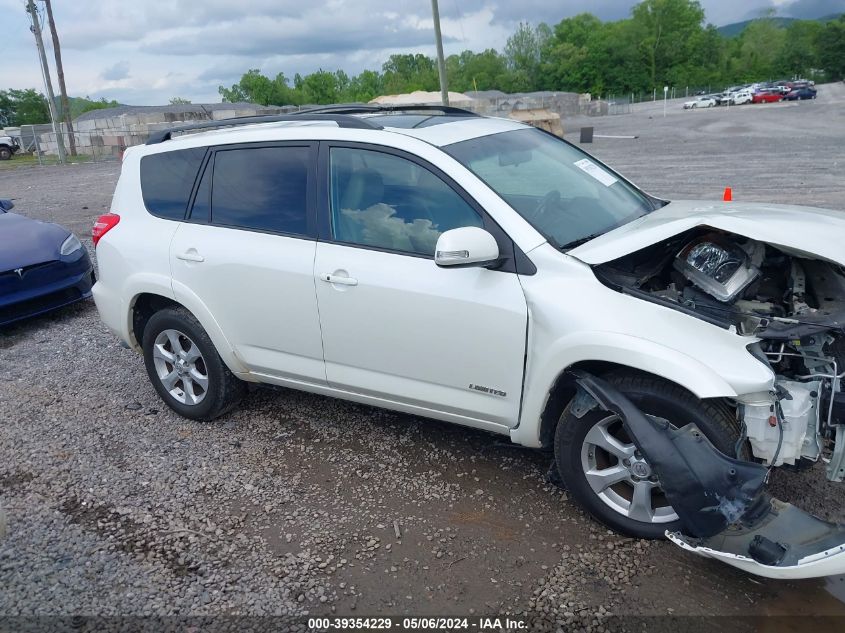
511, 331, 774, 448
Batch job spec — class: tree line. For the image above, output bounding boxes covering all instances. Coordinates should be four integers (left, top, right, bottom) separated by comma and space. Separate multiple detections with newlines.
219, 1, 845, 106
3, 0, 844, 126
0, 90, 119, 127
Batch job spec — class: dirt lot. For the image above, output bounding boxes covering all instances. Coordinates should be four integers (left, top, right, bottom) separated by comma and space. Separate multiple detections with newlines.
2, 84, 845, 630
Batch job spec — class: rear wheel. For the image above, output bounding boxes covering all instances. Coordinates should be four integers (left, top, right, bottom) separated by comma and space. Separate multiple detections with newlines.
554, 371, 743, 539
0, 147, 12, 161
142, 307, 247, 420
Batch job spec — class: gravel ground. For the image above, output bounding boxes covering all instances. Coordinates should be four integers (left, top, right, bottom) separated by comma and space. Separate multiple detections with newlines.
2, 85, 845, 630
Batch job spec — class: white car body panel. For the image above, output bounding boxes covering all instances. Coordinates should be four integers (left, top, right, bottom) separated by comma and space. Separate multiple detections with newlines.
666, 531, 845, 579
510, 243, 776, 447
314, 241, 527, 427
567, 200, 845, 267
170, 223, 326, 383
92, 150, 179, 345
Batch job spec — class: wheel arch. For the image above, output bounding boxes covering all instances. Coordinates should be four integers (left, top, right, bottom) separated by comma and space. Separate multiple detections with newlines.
129, 289, 248, 376
521, 356, 740, 450
537, 362, 725, 449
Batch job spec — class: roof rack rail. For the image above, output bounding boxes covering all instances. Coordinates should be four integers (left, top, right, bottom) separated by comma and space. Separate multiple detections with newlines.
297, 104, 480, 117
145, 113, 383, 145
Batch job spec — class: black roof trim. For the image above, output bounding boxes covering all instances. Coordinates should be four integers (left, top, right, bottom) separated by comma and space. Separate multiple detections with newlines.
146, 114, 382, 145
298, 104, 480, 117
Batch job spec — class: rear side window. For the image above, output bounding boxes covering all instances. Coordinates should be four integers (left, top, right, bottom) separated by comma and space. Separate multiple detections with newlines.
140, 147, 206, 220
211, 146, 311, 236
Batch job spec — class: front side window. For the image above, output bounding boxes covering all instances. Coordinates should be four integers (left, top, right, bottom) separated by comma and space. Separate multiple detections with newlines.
140, 147, 206, 220
211, 146, 310, 236
444, 128, 656, 249
329, 147, 483, 256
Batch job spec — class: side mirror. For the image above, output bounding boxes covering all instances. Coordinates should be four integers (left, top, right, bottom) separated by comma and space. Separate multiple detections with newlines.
0, 199, 13, 213
435, 227, 500, 268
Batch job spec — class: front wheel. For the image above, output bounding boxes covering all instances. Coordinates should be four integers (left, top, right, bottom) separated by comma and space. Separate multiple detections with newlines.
554, 372, 744, 539
142, 307, 247, 420
0, 147, 11, 161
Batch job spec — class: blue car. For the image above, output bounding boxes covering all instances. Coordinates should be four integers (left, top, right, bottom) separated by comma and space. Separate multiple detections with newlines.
784, 87, 817, 101
0, 198, 95, 327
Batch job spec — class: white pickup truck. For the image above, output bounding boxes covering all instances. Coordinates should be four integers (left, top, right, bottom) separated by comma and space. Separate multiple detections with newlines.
0, 134, 20, 160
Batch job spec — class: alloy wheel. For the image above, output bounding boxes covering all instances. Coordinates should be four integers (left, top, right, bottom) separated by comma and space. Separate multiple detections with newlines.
152, 329, 209, 405
580, 414, 678, 524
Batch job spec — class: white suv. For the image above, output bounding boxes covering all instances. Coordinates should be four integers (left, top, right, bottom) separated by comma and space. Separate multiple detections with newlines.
93, 106, 845, 579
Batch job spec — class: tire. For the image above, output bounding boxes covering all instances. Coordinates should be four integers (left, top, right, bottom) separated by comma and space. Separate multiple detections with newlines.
142, 307, 247, 421
554, 371, 743, 539
0, 147, 11, 161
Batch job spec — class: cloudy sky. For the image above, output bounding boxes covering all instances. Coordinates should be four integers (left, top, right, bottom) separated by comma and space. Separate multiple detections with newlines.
0, 0, 841, 105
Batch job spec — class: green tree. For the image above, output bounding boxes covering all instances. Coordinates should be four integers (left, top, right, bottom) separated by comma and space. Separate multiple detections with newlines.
504, 22, 551, 91
735, 13, 787, 81
0, 88, 50, 125
446, 49, 509, 92
381, 54, 438, 94
817, 15, 845, 80
300, 70, 339, 104
631, 0, 706, 88
70, 96, 120, 118
777, 21, 822, 78
169, 97, 192, 105
346, 69, 383, 102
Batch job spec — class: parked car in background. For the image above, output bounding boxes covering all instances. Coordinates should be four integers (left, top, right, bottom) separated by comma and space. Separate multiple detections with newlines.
92, 106, 845, 580
0, 135, 20, 161
785, 87, 817, 101
752, 90, 783, 104
0, 198, 94, 326
727, 90, 753, 105
683, 96, 716, 109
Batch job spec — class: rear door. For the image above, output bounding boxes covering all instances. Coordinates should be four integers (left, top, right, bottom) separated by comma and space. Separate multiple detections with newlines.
170, 142, 326, 384
313, 143, 528, 427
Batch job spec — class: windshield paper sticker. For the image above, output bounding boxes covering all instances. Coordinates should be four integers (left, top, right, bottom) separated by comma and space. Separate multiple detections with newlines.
574, 159, 618, 187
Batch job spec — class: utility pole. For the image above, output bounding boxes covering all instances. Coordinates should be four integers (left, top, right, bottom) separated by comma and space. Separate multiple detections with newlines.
430, 0, 449, 106
26, 0, 65, 164
44, 0, 76, 156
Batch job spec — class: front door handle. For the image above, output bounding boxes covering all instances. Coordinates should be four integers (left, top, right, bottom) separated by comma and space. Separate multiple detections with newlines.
320, 273, 358, 286
176, 250, 205, 263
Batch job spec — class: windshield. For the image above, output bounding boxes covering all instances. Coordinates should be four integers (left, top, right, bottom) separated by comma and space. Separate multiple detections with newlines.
444, 128, 655, 249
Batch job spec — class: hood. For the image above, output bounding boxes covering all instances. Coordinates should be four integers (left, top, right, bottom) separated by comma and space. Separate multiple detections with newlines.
0, 212, 69, 271
567, 200, 845, 267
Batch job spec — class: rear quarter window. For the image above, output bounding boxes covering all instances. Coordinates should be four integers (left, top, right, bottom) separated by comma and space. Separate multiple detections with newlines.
140, 147, 206, 220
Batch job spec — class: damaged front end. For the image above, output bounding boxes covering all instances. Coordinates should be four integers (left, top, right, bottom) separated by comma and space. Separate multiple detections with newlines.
594, 228, 845, 483
574, 371, 845, 579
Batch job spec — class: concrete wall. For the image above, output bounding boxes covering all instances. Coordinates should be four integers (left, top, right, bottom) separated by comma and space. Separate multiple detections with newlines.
35, 105, 287, 157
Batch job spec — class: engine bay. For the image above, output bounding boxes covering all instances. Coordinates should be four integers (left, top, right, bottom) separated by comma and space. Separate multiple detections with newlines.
594, 227, 845, 481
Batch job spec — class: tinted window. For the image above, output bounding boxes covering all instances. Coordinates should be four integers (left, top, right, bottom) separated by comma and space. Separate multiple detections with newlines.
329, 147, 482, 256
140, 147, 206, 220
211, 146, 310, 235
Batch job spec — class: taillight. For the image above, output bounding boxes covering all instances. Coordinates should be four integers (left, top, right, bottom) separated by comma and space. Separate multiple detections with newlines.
92, 213, 120, 247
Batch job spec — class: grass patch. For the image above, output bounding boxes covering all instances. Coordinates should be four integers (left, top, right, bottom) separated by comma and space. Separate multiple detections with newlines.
0, 153, 103, 170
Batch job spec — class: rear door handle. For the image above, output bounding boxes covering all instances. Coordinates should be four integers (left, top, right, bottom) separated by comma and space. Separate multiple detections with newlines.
176, 250, 204, 263
320, 273, 358, 286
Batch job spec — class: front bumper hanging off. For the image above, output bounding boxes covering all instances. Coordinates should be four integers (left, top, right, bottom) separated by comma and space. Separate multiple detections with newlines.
573, 371, 845, 580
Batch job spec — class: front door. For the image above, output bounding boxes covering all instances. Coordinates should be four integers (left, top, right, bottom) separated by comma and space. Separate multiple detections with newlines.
313, 144, 528, 427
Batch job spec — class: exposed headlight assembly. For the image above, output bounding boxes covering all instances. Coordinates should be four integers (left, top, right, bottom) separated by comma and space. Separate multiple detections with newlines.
674, 238, 759, 302
60, 234, 83, 256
